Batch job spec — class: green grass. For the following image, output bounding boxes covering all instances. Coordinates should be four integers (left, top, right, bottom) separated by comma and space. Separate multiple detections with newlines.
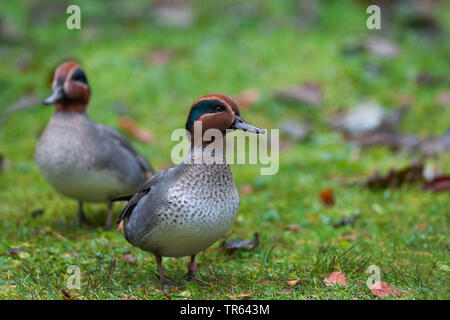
0, 0, 449, 299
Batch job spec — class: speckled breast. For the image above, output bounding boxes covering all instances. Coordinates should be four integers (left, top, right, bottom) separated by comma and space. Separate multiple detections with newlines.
140, 163, 240, 257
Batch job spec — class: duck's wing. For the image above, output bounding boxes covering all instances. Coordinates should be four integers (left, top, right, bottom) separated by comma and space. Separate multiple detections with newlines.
96, 123, 154, 176
116, 166, 178, 224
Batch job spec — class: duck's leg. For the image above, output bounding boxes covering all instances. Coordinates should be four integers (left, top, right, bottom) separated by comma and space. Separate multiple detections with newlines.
104, 201, 114, 230
155, 254, 166, 288
77, 201, 87, 225
186, 254, 198, 281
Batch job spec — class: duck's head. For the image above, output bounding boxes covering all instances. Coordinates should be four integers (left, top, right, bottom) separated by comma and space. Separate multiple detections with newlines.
186, 94, 264, 144
43, 61, 90, 113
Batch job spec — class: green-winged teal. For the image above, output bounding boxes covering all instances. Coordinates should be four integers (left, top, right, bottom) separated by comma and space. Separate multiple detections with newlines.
117, 94, 264, 286
35, 61, 153, 229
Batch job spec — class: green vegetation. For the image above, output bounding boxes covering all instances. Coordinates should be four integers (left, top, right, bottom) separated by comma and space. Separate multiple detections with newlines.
0, 0, 449, 299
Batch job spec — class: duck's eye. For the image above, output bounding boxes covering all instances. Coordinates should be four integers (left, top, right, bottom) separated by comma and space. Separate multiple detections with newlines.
216, 106, 224, 112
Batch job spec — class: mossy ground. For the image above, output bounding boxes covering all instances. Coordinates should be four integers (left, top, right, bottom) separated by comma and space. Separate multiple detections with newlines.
0, 0, 449, 299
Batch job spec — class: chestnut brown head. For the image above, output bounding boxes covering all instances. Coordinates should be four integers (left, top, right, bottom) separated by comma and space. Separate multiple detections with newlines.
43, 61, 90, 113
185, 94, 264, 143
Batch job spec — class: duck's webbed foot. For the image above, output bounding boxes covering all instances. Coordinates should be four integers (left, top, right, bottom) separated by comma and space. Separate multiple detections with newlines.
185, 255, 199, 282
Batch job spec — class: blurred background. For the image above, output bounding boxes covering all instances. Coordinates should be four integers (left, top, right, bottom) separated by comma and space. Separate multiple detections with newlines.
0, 0, 449, 299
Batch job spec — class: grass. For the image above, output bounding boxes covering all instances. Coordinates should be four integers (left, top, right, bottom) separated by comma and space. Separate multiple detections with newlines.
0, 0, 449, 299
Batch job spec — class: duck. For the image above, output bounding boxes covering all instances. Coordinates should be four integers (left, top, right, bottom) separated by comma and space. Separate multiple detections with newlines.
35, 61, 153, 229
116, 93, 264, 287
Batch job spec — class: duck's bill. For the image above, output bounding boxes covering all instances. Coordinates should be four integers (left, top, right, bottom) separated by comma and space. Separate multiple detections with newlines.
43, 85, 65, 105
230, 115, 265, 134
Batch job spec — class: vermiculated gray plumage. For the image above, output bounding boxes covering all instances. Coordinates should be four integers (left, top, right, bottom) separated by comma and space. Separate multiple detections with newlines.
118, 148, 240, 257
35, 112, 153, 202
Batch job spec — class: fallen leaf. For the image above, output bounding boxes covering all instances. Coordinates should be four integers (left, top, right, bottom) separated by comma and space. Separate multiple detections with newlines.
285, 224, 303, 233
121, 254, 137, 264
287, 279, 302, 286
436, 91, 450, 107
227, 291, 253, 299
319, 189, 335, 206
233, 89, 260, 110
118, 115, 154, 144
364, 37, 400, 58
323, 271, 348, 287
280, 121, 311, 142
8, 248, 23, 256
148, 49, 175, 66
239, 184, 253, 195
370, 281, 405, 298
422, 175, 450, 192
333, 217, 354, 228
120, 296, 136, 300
221, 233, 259, 251
275, 82, 322, 106
359, 162, 424, 189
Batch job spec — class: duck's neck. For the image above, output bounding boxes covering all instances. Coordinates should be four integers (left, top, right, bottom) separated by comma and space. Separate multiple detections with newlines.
55, 101, 88, 114
184, 144, 228, 166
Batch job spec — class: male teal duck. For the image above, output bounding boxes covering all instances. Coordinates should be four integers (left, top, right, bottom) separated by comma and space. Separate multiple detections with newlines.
116, 94, 264, 287
35, 61, 153, 229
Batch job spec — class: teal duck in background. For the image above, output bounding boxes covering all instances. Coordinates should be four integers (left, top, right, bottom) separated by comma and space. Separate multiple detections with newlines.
35, 61, 153, 229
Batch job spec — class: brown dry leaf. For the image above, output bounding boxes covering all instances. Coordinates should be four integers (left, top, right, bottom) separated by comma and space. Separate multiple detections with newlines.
239, 184, 253, 195
436, 91, 450, 107
287, 279, 303, 287
227, 291, 253, 299
275, 82, 322, 106
148, 49, 175, 66
323, 271, 348, 287
234, 89, 260, 110
118, 116, 154, 144
360, 162, 424, 189
422, 175, 450, 192
319, 188, 335, 207
121, 254, 137, 264
8, 247, 23, 256
370, 281, 405, 298
285, 224, 303, 233
120, 296, 136, 300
